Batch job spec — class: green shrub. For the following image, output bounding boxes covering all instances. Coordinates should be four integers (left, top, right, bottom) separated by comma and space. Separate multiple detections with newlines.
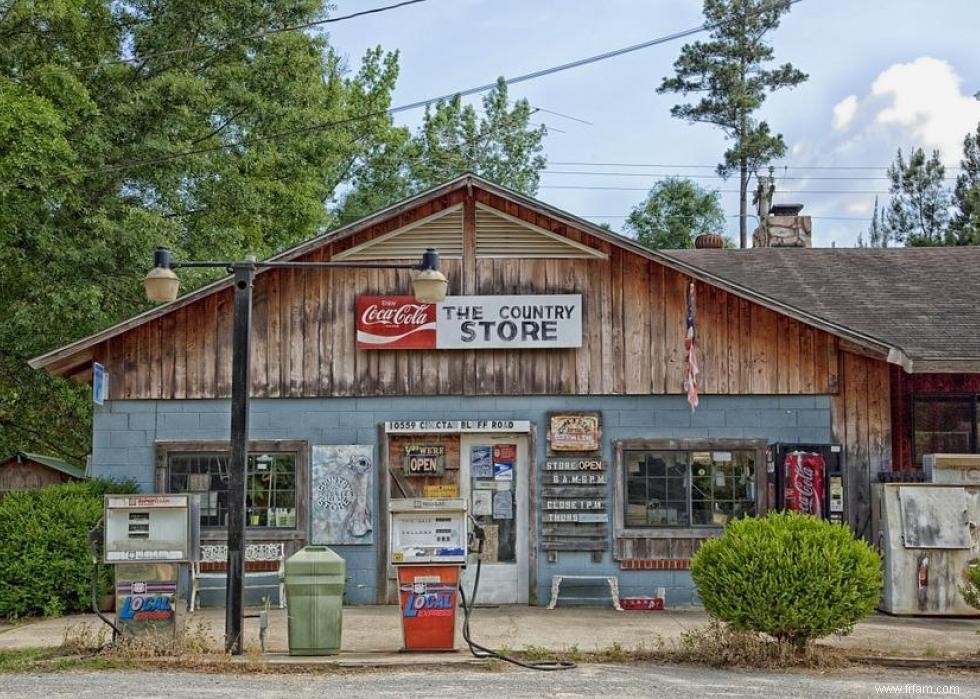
0, 478, 138, 618
959, 560, 980, 609
690, 511, 882, 647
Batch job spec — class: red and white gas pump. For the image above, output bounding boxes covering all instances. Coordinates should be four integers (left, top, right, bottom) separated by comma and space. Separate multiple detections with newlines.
388, 498, 467, 651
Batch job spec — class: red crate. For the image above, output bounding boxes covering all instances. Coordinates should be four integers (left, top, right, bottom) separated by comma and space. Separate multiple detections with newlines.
619, 596, 664, 611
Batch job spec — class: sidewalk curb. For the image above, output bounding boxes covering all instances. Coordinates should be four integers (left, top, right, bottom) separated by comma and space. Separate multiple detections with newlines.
128, 653, 494, 672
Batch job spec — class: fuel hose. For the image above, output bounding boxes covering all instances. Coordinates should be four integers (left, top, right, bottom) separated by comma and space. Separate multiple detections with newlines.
458, 551, 575, 671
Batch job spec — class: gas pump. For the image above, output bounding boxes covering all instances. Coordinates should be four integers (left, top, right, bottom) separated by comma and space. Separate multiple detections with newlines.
102, 494, 196, 637
388, 498, 467, 651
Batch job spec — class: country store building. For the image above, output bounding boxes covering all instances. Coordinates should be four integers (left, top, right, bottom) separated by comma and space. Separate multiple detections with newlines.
30, 174, 980, 607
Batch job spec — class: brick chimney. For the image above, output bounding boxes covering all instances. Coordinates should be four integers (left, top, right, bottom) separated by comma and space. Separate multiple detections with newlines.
751, 176, 812, 248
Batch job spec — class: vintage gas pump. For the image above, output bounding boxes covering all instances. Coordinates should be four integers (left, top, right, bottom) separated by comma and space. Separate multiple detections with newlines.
103, 494, 196, 636
388, 498, 467, 651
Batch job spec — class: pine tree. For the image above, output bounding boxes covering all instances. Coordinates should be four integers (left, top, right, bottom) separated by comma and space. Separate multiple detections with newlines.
858, 197, 891, 248
658, 0, 807, 247
951, 123, 980, 245
881, 148, 952, 246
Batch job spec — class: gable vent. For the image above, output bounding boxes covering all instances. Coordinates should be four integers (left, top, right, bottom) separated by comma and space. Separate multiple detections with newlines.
334, 205, 463, 260
475, 204, 606, 259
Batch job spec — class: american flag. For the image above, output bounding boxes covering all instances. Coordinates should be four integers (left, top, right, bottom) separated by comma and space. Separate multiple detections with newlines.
684, 282, 699, 412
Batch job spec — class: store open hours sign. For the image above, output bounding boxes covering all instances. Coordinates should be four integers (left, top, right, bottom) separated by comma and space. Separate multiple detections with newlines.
356, 295, 582, 350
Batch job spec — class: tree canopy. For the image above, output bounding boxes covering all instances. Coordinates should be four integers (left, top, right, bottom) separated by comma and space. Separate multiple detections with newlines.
658, 0, 806, 247
625, 178, 727, 249
952, 124, 980, 245
0, 1, 548, 462
880, 148, 952, 247
335, 78, 547, 224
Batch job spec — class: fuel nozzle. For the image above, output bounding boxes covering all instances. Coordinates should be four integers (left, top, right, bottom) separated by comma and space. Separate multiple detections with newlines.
467, 514, 485, 555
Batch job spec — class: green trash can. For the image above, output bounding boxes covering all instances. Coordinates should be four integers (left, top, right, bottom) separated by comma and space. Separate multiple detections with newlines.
282, 546, 346, 655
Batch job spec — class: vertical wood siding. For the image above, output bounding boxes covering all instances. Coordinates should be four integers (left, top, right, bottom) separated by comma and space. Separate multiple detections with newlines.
98, 192, 841, 400
832, 351, 892, 540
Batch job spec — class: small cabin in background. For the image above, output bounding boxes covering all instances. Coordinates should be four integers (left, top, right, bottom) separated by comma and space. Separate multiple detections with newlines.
0, 452, 86, 500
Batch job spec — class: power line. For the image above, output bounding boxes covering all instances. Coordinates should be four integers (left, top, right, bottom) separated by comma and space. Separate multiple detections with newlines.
548, 160, 965, 171
580, 214, 874, 221
42, 0, 430, 71
540, 185, 894, 194
388, 0, 804, 114
9, 2, 793, 184
542, 169, 958, 181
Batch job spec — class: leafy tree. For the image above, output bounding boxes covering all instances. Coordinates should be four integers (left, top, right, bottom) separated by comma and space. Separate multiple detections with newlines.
951, 124, 980, 245
0, 1, 403, 461
625, 178, 727, 249
881, 148, 952, 246
336, 78, 547, 223
658, 0, 807, 248
411, 78, 547, 193
856, 197, 892, 248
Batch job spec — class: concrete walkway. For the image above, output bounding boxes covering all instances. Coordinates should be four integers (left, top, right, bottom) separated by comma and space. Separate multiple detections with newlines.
2, 606, 980, 661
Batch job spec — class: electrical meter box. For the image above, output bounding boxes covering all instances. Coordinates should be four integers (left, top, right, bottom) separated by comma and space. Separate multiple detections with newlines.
104, 494, 194, 564
104, 494, 196, 636
389, 498, 467, 565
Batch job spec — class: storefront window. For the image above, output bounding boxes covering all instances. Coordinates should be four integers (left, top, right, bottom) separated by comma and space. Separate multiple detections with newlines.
168, 452, 297, 529
913, 397, 976, 464
623, 449, 757, 528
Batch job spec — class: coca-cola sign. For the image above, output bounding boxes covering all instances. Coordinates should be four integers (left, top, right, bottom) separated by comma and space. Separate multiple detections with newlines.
357, 295, 583, 350
783, 451, 825, 518
356, 296, 436, 349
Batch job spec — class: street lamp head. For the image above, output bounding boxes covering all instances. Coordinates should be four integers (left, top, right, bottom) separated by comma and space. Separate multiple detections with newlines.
144, 247, 180, 303
412, 248, 447, 303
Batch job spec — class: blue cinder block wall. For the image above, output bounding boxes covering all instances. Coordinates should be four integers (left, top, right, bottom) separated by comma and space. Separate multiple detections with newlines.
92, 395, 831, 606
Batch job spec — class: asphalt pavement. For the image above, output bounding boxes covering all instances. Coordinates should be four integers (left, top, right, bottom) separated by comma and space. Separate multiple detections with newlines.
0, 665, 976, 698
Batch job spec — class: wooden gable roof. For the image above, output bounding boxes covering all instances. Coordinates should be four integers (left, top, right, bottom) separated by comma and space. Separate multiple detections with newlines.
30, 173, 897, 385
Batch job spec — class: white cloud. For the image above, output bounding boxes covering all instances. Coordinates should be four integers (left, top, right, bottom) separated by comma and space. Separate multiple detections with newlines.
870, 56, 980, 159
845, 199, 875, 216
832, 95, 859, 130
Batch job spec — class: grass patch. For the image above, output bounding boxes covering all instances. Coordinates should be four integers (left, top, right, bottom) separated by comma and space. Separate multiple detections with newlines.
496, 621, 847, 670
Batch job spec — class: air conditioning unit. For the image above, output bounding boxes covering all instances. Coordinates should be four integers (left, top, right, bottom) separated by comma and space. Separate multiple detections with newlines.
922, 454, 980, 485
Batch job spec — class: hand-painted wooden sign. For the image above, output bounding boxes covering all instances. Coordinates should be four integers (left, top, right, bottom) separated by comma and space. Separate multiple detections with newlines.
544, 499, 606, 510
540, 454, 609, 552
544, 458, 605, 471
543, 512, 609, 523
547, 413, 601, 452
546, 472, 607, 485
403, 444, 446, 476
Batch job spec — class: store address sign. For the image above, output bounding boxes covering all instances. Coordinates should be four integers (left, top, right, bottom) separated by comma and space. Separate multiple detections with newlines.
356, 295, 582, 350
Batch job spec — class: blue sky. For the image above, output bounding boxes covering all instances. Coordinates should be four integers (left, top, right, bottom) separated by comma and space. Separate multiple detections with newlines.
327, 0, 980, 247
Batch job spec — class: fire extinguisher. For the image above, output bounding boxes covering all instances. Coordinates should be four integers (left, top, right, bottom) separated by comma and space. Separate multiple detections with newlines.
917, 556, 929, 589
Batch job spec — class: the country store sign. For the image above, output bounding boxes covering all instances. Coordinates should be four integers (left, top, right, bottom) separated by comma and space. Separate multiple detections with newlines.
356, 295, 582, 350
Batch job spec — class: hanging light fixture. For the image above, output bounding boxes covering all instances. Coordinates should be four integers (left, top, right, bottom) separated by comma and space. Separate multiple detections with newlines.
143, 248, 180, 303
412, 248, 448, 304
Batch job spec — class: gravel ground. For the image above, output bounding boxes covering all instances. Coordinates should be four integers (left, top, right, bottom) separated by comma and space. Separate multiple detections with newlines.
0, 664, 977, 698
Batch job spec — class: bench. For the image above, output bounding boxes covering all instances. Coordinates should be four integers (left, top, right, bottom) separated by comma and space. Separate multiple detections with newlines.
546, 574, 623, 611
189, 543, 286, 612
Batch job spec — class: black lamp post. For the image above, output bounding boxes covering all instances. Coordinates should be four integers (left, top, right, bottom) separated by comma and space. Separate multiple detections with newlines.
144, 247, 447, 654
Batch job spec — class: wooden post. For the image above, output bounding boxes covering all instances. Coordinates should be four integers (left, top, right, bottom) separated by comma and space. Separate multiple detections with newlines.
463, 191, 477, 295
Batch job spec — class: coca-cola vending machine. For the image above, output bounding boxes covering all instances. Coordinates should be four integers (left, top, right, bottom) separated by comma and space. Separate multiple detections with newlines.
767, 444, 844, 524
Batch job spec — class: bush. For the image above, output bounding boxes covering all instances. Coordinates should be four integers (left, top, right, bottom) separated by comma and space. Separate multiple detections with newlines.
690, 511, 882, 647
959, 560, 980, 609
0, 478, 138, 618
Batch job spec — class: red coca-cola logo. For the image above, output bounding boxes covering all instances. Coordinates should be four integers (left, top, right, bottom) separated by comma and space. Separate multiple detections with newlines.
360, 303, 430, 327
356, 296, 436, 350
784, 452, 824, 517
